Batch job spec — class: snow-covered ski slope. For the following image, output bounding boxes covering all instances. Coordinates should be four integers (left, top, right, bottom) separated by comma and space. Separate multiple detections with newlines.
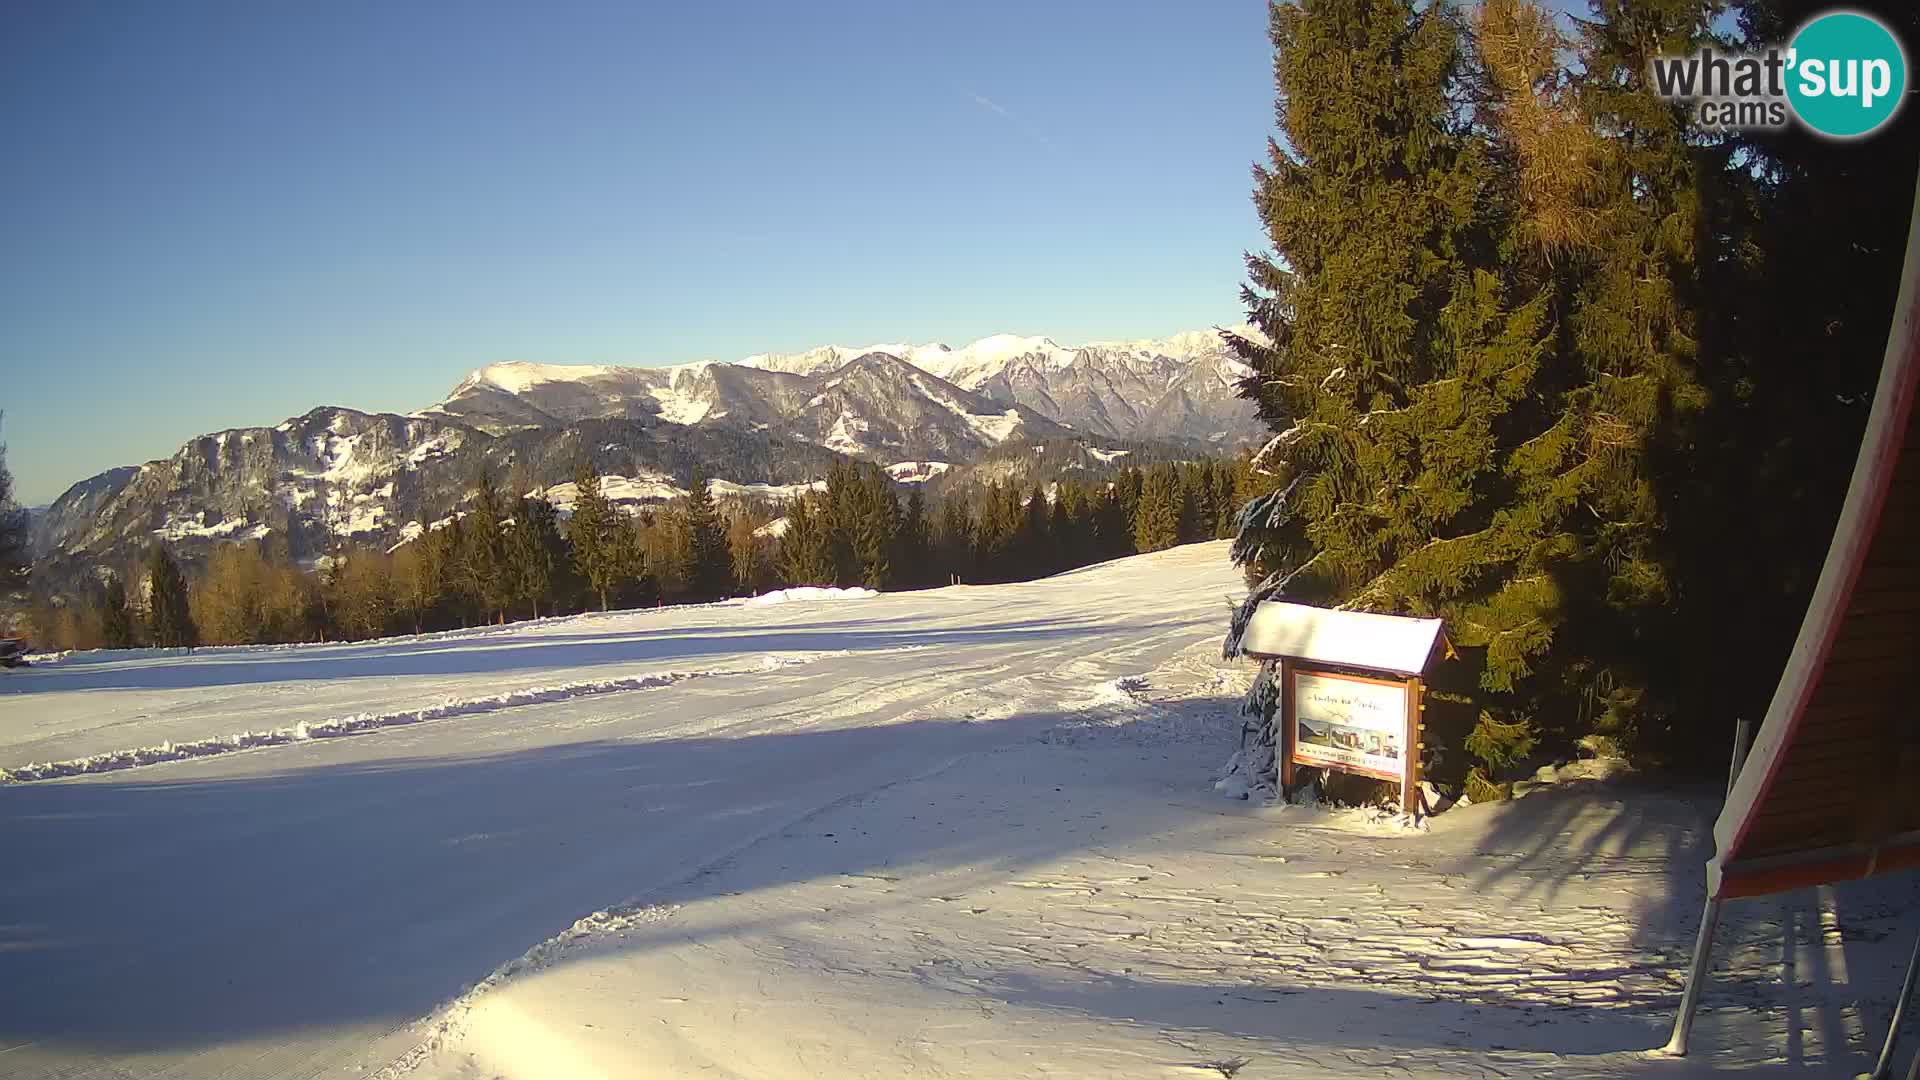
0, 543, 1238, 1076
3, 541, 1913, 1079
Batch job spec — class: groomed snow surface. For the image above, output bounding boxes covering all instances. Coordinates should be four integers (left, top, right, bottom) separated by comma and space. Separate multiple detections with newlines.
2, 542, 1913, 1079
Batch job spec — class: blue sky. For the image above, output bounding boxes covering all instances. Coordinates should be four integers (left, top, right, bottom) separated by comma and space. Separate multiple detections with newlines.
1, 1, 1273, 505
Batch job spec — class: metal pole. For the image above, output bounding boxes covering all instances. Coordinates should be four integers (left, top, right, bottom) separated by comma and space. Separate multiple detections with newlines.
1871, 930, 1920, 1080
1663, 895, 1724, 1056
1728, 717, 1753, 793
1664, 719, 1755, 1057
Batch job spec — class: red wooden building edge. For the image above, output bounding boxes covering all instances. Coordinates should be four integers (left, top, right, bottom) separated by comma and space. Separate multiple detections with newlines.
1717, 836, 1920, 900
1708, 174, 1920, 897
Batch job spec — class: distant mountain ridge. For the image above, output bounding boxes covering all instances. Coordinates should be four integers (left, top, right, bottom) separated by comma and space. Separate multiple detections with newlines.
31, 326, 1264, 583
427, 327, 1264, 450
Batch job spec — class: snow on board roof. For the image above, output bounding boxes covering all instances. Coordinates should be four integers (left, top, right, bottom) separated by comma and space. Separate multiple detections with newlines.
1239, 601, 1444, 676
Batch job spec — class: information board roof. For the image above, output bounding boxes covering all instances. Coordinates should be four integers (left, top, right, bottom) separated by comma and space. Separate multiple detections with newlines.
1240, 601, 1444, 676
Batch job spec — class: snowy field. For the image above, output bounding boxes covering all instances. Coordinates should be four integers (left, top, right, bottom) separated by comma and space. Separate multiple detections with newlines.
1, 541, 1914, 1079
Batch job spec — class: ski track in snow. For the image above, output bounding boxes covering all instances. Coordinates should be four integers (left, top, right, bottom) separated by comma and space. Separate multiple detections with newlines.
0, 543, 1254, 1080
0, 650, 901, 784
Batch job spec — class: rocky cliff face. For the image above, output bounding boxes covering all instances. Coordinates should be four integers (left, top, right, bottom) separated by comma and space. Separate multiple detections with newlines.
31, 408, 843, 583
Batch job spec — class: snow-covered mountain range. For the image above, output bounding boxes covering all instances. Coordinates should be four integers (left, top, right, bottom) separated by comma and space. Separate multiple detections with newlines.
425, 328, 1262, 454
32, 328, 1263, 582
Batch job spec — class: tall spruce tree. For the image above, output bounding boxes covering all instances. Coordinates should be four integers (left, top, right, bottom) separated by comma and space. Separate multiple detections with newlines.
1175, 465, 1203, 544
1133, 466, 1182, 553
509, 494, 566, 619
1111, 468, 1143, 554
933, 497, 972, 584
678, 465, 731, 602
1473, 0, 1718, 760
100, 574, 134, 648
1224, 0, 1584, 797
1558, 0, 1713, 752
972, 481, 1013, 582
1022, 485, 1051, 575
569, 462, 626, 611
1048, 488, 1073, 572
458, 469, 512, 623
145, 544, 198, 648
847, 465, 901, 590
898, 489, 934, 589
778, 494, 837, 585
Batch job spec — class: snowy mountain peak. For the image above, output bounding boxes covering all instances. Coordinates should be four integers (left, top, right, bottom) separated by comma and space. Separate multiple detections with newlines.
459, 360, 623, 396
423, 325, 1263, 461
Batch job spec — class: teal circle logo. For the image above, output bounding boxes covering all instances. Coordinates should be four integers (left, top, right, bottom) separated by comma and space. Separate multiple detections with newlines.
1786, 11, 1907, 139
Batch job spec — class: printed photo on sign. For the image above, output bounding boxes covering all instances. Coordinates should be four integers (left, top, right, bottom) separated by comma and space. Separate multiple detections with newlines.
1292, 670, 1408, 780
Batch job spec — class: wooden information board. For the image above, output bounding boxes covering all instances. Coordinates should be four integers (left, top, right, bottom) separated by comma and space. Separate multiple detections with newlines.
1242, 603, 1441, 816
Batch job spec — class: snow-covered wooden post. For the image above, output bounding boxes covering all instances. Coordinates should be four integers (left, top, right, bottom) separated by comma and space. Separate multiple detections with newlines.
1239, 602, 1446, 816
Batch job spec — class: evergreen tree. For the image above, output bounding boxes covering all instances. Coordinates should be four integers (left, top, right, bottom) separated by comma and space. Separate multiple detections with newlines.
1110, 469, 1144, 557
1022, 485, 1051, 576
815, 461, 869, 586
429, 518, 470, 624
847, 465, 901, 590
144, 544, 198, 648
678, 464, 731, 602
972, 482, 1014, 581
508, 494, 566, 619
1048, 489, 1073, 573
569, 462, 627, 611
932, 497, 972, 585
1210, 461, 1240, 540
1474, 0, 1716, 758
620, 515, 658, 607
99, 574, 134, 648
778, 494, 837, 585
458, 470, 512, 623
1133, 466, 1182, 553
1175, 464, 1203, 544
898, 489, 934, 589
1223, 0, 1576, 796
1631, 0, 1920, 762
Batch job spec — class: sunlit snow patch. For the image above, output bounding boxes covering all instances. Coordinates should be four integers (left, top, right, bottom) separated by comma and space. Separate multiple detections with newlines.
744, 586, 878, 607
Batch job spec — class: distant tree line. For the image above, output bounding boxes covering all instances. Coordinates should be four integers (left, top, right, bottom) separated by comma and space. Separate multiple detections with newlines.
27, 454, 1262, 650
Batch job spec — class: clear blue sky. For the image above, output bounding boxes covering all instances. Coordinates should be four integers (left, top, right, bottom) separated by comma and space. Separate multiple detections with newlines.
1, 0, 1273, 505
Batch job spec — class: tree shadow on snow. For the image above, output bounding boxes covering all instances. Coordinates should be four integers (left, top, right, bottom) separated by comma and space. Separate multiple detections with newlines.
1454, 778, 1920, 1073
0, 706, 1209, 1061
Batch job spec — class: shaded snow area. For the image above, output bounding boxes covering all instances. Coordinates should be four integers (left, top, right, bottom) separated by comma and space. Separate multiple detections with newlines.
2, 542, 1913, 1080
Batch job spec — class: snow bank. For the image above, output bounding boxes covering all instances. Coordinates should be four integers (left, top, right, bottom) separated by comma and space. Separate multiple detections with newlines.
744, 586, 878, 607
0, 654, 813, 784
